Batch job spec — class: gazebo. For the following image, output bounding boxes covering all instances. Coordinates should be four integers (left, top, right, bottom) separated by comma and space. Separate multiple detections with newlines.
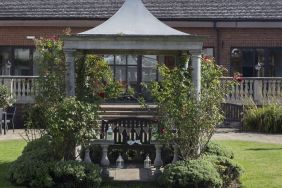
62, 0, 205, 176
63, 0, 205, 99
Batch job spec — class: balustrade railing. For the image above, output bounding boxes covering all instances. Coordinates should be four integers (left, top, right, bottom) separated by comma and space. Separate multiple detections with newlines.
221, 77, 282, 105
1, 76, 282, 105
0, 76, 39, 104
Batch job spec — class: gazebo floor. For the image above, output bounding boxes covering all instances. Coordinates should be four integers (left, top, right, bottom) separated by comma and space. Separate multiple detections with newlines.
108, 167, 161, 182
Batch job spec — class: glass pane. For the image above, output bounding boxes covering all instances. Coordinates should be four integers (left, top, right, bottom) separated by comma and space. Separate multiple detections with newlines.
142, 55, 157, 82
14, 48, 32, 75
203, 48, 214, 57
115, 55, 126, 65
269, 49, 282, 77
128, 66, 138, 89
127, 55, 138, 65
0, 47, 12, 75
104, 55, 115, 65
115, 66, 126, 85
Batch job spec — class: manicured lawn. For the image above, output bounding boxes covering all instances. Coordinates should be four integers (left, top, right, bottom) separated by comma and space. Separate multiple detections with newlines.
217, 141, 282, 188
0, 139, 282, 188
0, 140, 26, 188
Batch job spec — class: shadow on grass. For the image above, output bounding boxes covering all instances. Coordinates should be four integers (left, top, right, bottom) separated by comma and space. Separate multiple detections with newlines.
246, 148, 282, 151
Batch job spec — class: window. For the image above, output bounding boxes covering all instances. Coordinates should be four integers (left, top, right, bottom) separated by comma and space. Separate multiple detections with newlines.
230, 48, 282, 77
104, 55, 165, 92
0, 46, 35, 76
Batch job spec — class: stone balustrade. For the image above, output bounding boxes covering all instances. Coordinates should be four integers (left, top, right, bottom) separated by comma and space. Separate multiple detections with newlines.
1, 76, 282, 105
0, 76, 39, 104
221, 77, 282, 105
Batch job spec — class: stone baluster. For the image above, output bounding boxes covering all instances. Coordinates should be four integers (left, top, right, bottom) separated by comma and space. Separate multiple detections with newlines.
262, 80, 266, 100
172, 144, 178, 164
153, 142, 163, 176
84, 148, 92, 163
254, 79, 263, 105
249, 79, 254, 100
100, 143, 111, 177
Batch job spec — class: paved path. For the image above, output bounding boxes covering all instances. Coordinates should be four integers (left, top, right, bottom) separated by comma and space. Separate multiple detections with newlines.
0, 129, 25, 141
212, 128, 282, 144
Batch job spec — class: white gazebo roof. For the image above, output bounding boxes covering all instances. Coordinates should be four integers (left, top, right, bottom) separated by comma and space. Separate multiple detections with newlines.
63, 0, 205, 53
79, 0, 189, 36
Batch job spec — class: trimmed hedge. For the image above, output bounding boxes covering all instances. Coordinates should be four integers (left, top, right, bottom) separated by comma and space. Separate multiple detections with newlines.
9, 137, 102, 188
158, 142, 243, 188
243, 105, 282, 133
159, 159, 223, 188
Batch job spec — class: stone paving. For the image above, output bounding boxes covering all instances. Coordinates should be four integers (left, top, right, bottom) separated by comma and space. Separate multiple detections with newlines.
212, 128, 282, 144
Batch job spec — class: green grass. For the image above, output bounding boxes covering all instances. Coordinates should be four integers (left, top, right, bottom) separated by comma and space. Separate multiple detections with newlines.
1, 139, 282, 188
217, 141, 282, 188
0, 140, 26, 188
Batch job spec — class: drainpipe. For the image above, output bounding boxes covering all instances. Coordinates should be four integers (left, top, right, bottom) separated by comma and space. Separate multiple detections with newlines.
214, 21, 220, 65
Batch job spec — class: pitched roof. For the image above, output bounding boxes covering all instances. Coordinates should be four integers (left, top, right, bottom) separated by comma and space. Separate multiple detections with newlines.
0, 0, 282, 21
79, 0, 189, 36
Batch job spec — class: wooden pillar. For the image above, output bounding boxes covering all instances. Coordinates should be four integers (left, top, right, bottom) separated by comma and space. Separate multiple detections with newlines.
64, 49, 76, 96
190, 50, 202, 101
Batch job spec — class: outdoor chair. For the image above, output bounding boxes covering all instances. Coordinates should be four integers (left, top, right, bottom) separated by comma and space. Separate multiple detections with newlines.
6, 106, 16, 133
0, 108, 3, 134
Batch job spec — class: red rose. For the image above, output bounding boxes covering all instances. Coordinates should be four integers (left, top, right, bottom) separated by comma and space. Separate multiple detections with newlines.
98, 92, 105, 98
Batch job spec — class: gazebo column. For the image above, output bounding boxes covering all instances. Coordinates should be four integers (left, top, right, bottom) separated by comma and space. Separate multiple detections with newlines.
64, 49, 76, 96
190, 50, 202, 101
190, 49, 202, 155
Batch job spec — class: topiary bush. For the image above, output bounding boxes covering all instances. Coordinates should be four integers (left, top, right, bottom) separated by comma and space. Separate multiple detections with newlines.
204, 142, 234, 159
51, 161, 102, 188
9, 136, 102, 188
243, 104, 282, 133
158, 159, 223, 188
158, 142, 243, 188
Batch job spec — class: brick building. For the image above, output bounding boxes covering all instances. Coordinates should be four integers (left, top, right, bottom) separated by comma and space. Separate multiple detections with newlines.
0, 0, 282, 77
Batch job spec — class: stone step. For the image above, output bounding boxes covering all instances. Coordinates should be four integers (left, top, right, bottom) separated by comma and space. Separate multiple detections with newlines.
99, 110, 156, 115
108, 168, 157, 182
100, 104, 157, 112
99, 114, 156, 120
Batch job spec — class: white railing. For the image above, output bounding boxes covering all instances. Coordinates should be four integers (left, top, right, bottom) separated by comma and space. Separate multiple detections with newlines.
221, 77, 282, 105
0, 76, 39, 104
1, 76, 282, 105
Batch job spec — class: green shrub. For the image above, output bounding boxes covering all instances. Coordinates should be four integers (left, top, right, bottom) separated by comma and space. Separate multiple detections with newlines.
204, 155, 243, 188
0, 84, 14, 108
158, 159, 223, 188
9, 136, 56, 187
9, 137, 102, 188
51, 161, 101, 188
243, 105, 282, 133
159, 143, 243, 188
46, 97, 99, 160
204, 142, 234, 159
